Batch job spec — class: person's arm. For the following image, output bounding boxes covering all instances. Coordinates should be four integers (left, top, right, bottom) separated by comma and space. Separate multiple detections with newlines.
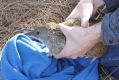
101, 7, 119, 45
103, 0, 119, 12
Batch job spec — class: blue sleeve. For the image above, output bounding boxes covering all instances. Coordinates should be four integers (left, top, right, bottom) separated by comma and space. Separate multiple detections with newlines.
101, 7, 119, 45
103, 0, 119, 12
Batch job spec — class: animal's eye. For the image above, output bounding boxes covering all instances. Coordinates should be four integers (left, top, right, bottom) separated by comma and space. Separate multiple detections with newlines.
36, 31, 40, 35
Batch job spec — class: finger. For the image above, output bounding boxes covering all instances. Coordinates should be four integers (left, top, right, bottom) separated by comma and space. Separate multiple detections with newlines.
66, 15, 76, 20
66, 13, 81, 20
92, 8, 97, 16
66, 14, 73, 20
81, 18, 89, 28
66, 8, 81, 20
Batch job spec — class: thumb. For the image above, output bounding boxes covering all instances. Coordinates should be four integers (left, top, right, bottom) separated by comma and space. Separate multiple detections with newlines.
58, 23, 72, 37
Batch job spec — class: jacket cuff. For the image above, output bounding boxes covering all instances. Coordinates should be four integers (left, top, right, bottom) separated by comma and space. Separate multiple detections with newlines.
103, 0, 119, 12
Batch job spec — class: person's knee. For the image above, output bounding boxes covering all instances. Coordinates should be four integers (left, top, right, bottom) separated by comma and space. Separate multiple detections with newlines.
99, 45, 119, 79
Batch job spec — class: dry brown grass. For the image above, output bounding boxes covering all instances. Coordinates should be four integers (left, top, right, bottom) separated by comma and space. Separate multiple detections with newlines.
0, 0, 78, 49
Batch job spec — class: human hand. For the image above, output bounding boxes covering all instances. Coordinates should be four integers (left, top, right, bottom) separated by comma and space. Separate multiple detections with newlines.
55, 22, 101, 59
67, 0, 104, 27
